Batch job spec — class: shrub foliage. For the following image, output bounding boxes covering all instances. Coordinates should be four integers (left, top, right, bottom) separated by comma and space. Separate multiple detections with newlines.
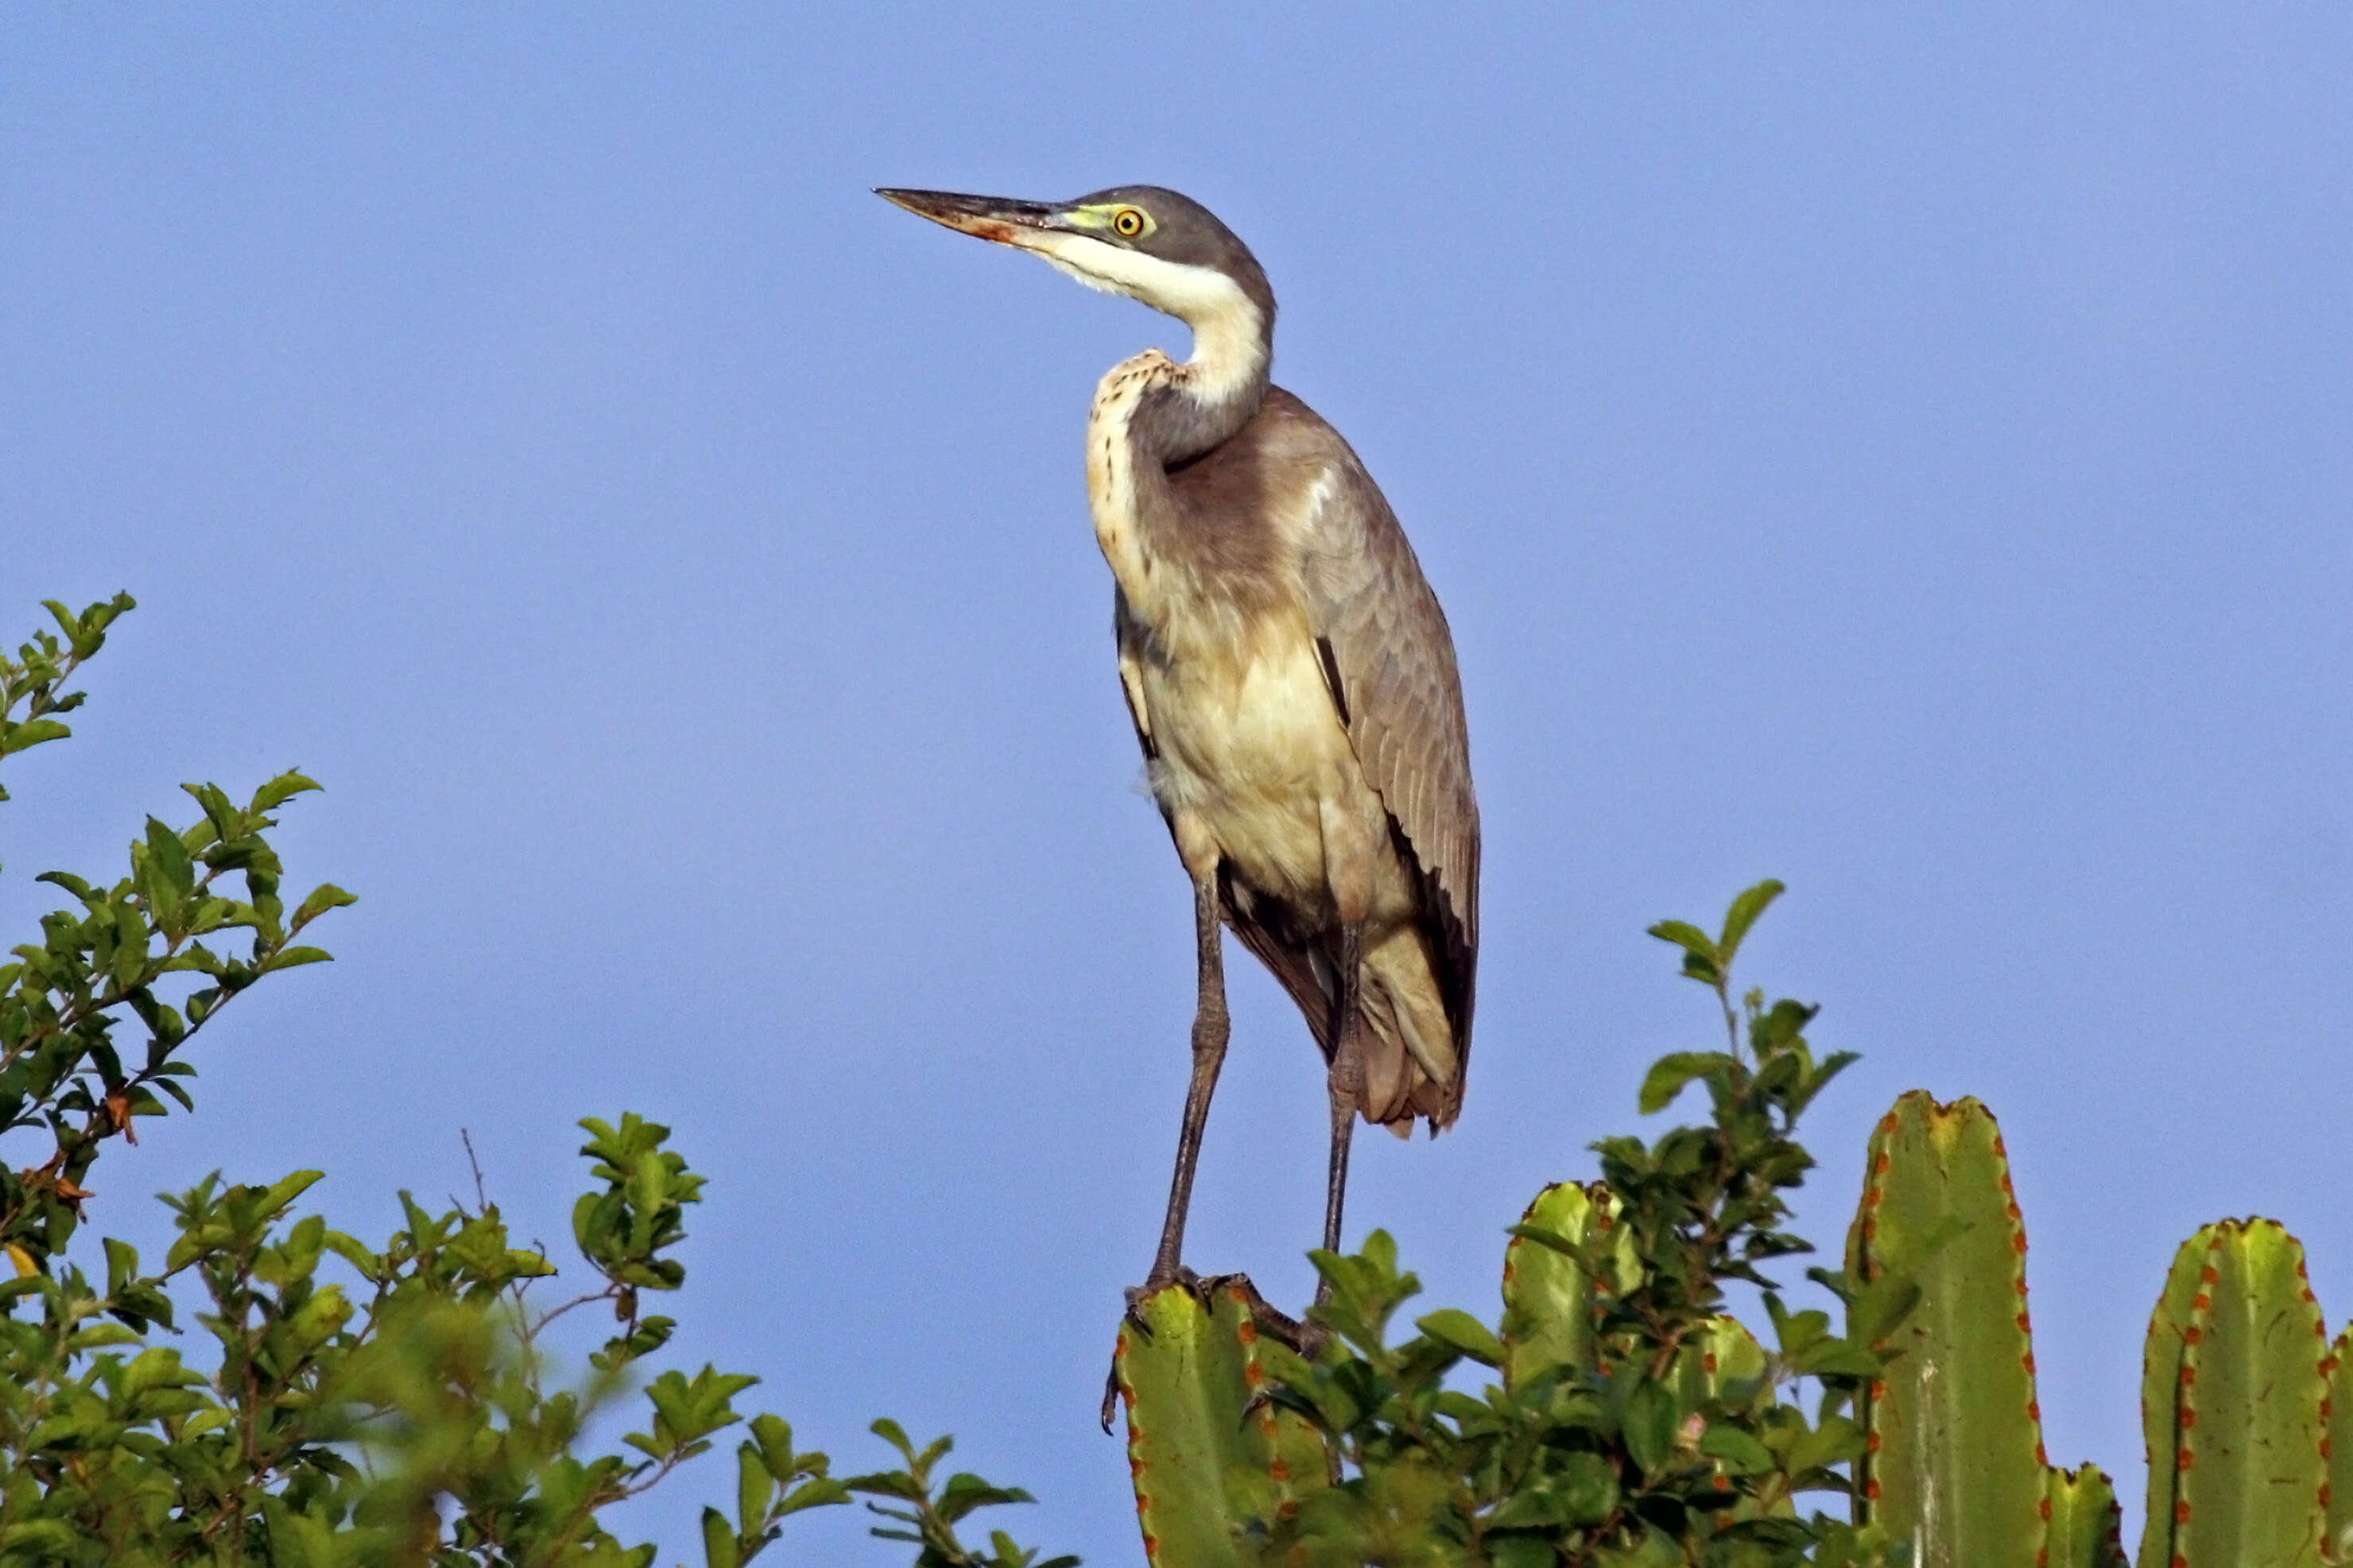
1, 598, 1068, 1568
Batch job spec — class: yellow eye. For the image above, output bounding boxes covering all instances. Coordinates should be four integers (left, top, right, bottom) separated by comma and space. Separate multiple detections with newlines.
1112, 207, 1146, 238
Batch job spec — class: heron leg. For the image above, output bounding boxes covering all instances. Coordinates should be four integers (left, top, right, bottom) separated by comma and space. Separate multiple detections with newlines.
1148, 870, 1229, 1286
1313, 929, 1366, 1309
1106, 873, 1231, 1434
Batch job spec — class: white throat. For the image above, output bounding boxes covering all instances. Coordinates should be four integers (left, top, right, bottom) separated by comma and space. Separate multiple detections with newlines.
1026, 231, 1266, 404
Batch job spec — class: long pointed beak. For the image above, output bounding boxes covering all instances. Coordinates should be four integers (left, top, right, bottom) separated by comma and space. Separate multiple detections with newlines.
875, 188, 1070, 249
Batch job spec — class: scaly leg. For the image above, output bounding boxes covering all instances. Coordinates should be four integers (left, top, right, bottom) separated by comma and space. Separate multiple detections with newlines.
1149, 870, 1231, 1283
1106, 872, 1230, 1431
1313, 929, 1366, 1307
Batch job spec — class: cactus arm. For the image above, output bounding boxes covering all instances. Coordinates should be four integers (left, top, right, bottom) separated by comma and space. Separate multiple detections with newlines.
2135, 1232, 2211, 1568
1112, 1278, 1328, 1567
1208, 1280, 1331, 1535
2043, 1464, 2127, 1568
2165, 1221, 2328, 1568
1500, 1181, 1611, 1388
1672, 1314, 1768, 1409
2328, 1326, 2349, 1565
1845, 1092, 2045, 1566
1114, 1285, 1249, 1568
1673, 1315, 1792, 1521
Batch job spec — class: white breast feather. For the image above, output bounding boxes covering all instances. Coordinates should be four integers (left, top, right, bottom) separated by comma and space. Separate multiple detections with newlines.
1084, 351, 1171, 615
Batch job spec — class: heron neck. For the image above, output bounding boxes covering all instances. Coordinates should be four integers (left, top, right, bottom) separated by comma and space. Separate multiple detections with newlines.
1141, 297, 1271, 464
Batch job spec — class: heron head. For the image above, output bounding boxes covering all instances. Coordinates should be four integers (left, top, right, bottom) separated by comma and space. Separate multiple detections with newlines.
877, 184, 1274, 338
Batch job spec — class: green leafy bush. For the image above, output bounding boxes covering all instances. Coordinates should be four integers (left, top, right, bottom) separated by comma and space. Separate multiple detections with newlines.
0, 597, 1071, 1568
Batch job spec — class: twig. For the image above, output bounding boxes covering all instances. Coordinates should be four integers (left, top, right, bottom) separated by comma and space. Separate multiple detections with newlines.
459, 1128, 490, 1214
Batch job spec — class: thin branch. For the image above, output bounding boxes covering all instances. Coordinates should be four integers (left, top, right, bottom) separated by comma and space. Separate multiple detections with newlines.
459, 1128, 490, 1214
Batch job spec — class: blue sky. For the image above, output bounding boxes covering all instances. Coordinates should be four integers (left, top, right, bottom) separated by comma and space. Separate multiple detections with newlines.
5, 8, 2349, 1558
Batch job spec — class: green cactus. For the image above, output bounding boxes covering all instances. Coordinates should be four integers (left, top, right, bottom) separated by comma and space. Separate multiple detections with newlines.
1500, 1180, 1634, 1388
1112, 1073, 2347, 1568
1845, 1091, 2046, 1567
2329, 1326, 2350, 1565
1669, 1314, 1769, 1411
1121, 1186, 1785, 1565
1844, 1094, 2346, 1568
2043, 1464, 2126, 1568
1111, 1277, 1329, 1567
2135, 1221, 2330, 1568
2138, 1230, 2212, 1568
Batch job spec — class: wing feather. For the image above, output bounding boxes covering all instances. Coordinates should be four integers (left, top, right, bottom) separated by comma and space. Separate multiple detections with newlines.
1297, 452, 1481, 1066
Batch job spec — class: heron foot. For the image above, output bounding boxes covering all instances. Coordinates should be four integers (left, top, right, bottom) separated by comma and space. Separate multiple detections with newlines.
1099, 1360, 1122, 1434
1229, 1280, 1317, 1357
1282, 1313, 1332, 1360
1124, 1262, 1206, 1328
1099, 1269, 1335, 1433
1100, 1265, 1204, 1432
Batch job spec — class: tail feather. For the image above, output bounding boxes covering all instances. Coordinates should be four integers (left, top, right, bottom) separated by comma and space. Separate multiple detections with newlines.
1224, 900, 1466, 1136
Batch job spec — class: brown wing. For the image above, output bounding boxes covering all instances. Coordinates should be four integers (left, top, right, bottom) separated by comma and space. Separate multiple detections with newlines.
1292, 427, 1481, 1074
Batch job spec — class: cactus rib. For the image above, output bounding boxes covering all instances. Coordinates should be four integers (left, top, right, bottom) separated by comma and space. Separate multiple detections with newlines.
1846, 1091, 2046, 1567
2327, 1326, 2349, 1566
2044, 1463, 2128, 1568
1113, 1276, 1329, 1566
2144, 1221, 2328, 1568
1501, 1180, 1630, 1388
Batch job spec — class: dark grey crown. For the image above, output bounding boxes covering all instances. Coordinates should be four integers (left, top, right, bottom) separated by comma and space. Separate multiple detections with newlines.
1075, 186, 1275, 319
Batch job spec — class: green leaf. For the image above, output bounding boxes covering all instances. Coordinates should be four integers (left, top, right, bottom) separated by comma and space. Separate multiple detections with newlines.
103, 1237, 139, 1295
776, 1476, 851, 1518
846, 1469, 925, 1502
259, 1171, 326, 1214
1716, 878, 1785, 964
749, 1413, 797, 1477
0, 718, 71, 757
1646, 919, 1719, 969
867, 1416, 915, 1467
291, 883, 356, 928
936, 1471, 1033, 1523
250, 770, 323, 813
1553, 1450, 1619, 1523
322, 1231, 382, 1280
1792, 1335, 1883, 1380
1749, 996, 1818, 1055
182, 781, 239, 843
1491, 1535, 1557, 1568
1789, 1415, 1867, 1476
1622, 1379, 1679, 1478
738, 1446, 775, 1535
144, 815, 194, 895
1638, 1051, 1735, 1114
700, 1505, 740, 1568
1699, 1423, 1775, 1474
1415, 1307, 1508, 1367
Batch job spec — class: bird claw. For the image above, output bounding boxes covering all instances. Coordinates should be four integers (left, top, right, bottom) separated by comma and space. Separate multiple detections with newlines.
1100, 1269, 1332, 1433
1099, 1361, 1122, 1434
1121, 1264, 1204, 1334
1101, 1265, 1204, 1432
1219, 1276, 1317, 1356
